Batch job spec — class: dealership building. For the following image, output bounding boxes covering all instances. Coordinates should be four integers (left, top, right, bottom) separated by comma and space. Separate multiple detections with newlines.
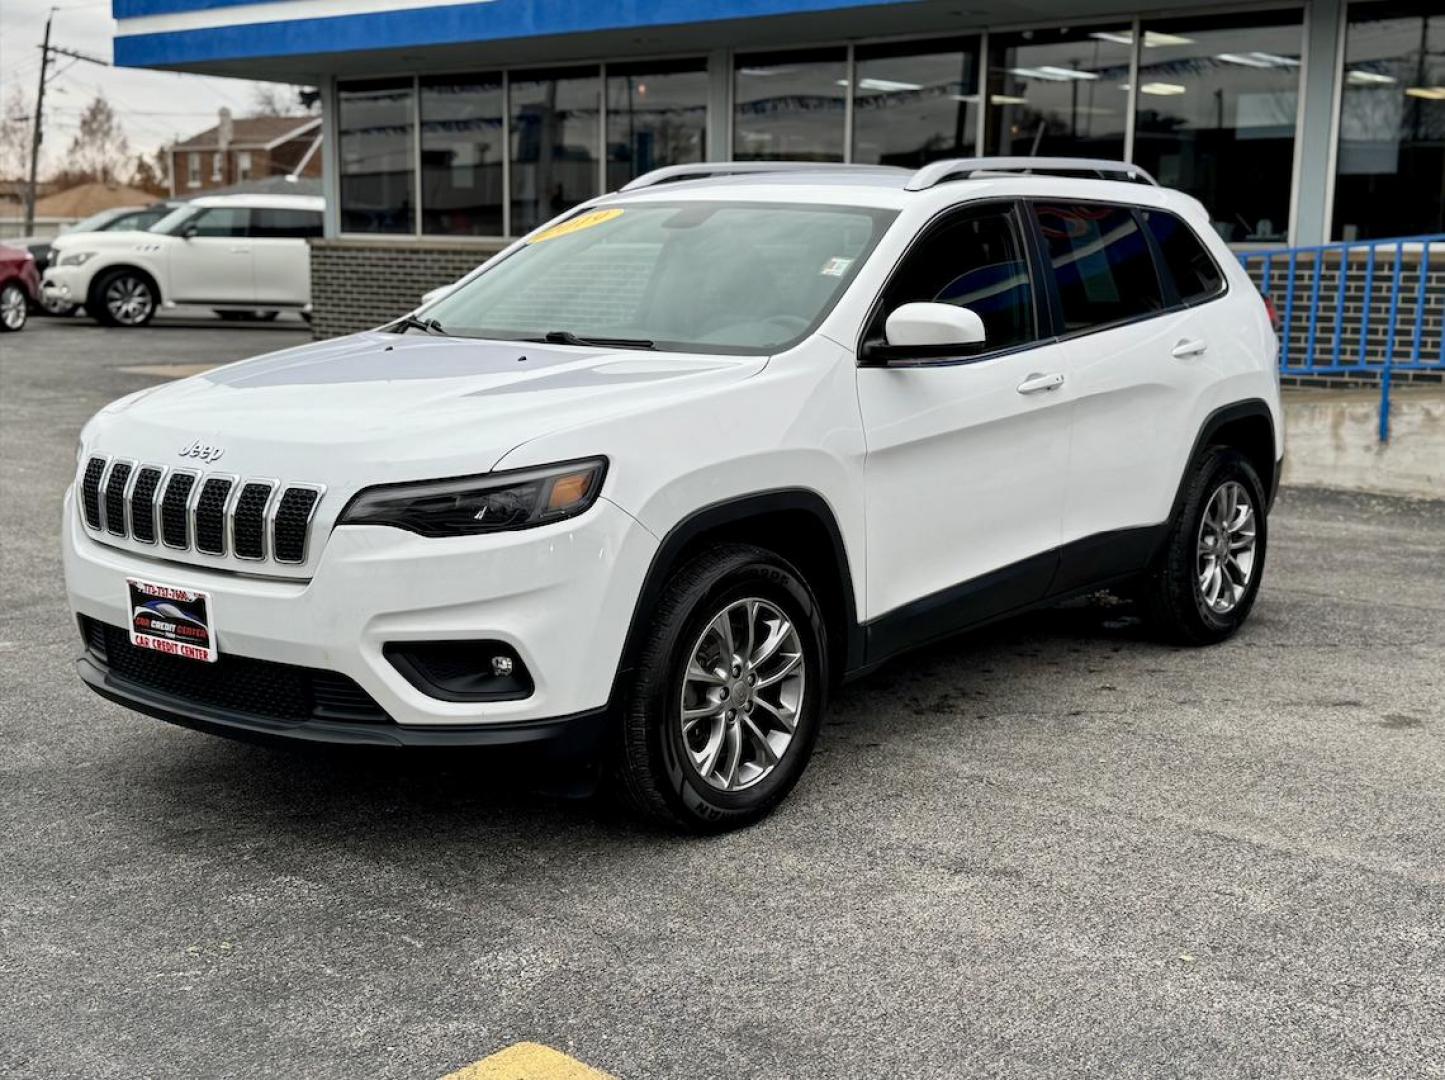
114, 0, 1443, 339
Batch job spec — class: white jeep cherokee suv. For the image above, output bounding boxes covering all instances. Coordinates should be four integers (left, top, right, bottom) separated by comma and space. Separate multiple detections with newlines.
44, 193, 323, 326
64, 159, 1282, 831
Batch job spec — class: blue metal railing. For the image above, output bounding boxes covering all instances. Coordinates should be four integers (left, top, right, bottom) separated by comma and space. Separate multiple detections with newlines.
1237, 233, 1444, 442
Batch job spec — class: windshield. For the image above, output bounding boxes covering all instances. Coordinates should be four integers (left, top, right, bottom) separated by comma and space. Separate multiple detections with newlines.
421, 201, 896, 354
66, 209, 130, 234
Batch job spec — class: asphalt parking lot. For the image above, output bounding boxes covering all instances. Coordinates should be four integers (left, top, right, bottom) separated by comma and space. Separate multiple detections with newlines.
2, 315, 1443, 1079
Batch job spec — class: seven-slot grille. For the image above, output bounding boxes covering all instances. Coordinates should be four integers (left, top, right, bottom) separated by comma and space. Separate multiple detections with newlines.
79, 455, 323, 566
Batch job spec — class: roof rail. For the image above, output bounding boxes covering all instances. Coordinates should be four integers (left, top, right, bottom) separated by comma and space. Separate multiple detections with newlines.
905, 157, 1158, 191
619, 161, 900, 192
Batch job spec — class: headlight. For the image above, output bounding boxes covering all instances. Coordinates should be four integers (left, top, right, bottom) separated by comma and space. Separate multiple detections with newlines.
338, 458, 607, 538
58, 251, 96, 267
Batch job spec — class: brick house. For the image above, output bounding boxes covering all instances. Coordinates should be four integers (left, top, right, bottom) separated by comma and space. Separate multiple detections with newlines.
169, 114, 322, 196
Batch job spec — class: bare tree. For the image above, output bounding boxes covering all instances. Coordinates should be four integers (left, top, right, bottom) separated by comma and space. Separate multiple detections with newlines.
60, 95, 131, 185
249, 84, 298, 117
0, 85, 31, 181
130, 150, 167, 195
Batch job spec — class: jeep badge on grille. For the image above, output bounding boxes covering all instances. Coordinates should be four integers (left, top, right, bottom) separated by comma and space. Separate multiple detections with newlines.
178, 440, 225, 464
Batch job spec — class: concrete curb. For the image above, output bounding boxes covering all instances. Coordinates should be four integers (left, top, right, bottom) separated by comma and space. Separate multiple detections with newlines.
1281, 387, 1445, 501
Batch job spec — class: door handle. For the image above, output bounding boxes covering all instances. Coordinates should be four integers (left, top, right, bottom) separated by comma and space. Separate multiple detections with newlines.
1171, 338, 1207, 358
1017, 372, 1065, 395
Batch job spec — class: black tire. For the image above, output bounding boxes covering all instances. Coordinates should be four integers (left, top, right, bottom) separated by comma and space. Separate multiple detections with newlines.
91, 269, 157, 327
613, 543, 829, 832
1142, 447, 1268, 645
0, 282, 28, 332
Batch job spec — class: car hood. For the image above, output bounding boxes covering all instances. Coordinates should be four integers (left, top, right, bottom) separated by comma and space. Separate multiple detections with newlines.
82, 331, 768, 486
49, 229, 166, 254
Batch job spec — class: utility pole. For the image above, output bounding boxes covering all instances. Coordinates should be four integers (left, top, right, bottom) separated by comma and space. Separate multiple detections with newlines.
23, 10, 53, 236
23, 11, 110, 235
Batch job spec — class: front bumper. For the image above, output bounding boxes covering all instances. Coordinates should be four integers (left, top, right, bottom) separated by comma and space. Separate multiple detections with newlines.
77, 652, 610, 751
42, 264, 90, 306
63, 488, 658, 739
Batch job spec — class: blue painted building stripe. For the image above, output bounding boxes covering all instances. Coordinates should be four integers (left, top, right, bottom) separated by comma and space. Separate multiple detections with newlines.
114, 0, 913, 67
115, 0, 272, 17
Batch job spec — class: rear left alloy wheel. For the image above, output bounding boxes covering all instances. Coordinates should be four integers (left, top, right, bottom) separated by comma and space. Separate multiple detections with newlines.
1143, 447, 1268, 645
0, 283, 27, 332
614, 544, 828, 831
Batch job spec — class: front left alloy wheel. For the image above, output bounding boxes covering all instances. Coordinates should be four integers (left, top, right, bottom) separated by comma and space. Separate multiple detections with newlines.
0, 283, 27, 332
614, 543, 827, 831
92, 269, 157, 327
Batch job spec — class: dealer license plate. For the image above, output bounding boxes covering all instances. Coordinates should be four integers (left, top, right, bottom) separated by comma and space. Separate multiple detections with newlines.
126, 578, 217, 663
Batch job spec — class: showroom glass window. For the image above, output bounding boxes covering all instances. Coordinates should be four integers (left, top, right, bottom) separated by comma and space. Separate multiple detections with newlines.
606, 59, 708, 190
1333, 2, 1445, 240
985, 26, 1131, 159
852, 38, 981, 168
734, 48, 847, 161
510, 67, 601, 235
1130, 12, 1304, 244
421, 73, 504, 236
338, 79, 416, 234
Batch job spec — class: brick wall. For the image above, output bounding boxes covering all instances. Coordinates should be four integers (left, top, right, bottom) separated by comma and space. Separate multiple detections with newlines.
1241, 248, 1445, 386
309, 238, 507, 338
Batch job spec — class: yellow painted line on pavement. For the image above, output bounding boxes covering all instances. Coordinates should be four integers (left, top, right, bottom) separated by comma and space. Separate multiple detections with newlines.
439, 1042, 615, 1080
117, 363, 219, 379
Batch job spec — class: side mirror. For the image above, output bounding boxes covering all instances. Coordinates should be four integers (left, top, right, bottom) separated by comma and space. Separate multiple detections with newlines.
862, 302, 987, 366
179, 223, 199, 240
420, 282, 459, 307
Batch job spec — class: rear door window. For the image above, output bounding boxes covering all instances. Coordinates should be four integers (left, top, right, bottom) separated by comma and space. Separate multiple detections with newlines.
1031, 202, 1163, 332
1142, 209, 1225, 305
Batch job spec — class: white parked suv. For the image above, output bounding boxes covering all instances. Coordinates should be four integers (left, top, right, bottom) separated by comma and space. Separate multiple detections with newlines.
64, 159, 1282, 831
44, 193, 323, 326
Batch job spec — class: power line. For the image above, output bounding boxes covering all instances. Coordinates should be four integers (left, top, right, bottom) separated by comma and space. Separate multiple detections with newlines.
24, 9, 110, 233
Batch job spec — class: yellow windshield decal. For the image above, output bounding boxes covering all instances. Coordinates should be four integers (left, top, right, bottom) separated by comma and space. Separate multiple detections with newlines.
528, 208, 624, 244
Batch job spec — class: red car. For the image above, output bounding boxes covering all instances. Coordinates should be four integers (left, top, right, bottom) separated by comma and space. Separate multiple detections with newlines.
0, 242, 41, 332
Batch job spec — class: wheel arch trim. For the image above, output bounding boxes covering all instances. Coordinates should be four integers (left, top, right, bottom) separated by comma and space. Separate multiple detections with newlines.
1165, 398, 1279, 545
608, 488, 864, 709
87, 263, 163, 312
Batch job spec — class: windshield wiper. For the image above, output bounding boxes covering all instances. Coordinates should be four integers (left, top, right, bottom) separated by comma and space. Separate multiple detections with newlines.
391, 313, 448, 336
533, 330, 656, 350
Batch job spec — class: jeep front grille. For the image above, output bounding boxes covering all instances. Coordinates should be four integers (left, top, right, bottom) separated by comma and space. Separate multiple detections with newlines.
81, 457, 107, 529
129, 466, 163, 543
80, 455, 324, 567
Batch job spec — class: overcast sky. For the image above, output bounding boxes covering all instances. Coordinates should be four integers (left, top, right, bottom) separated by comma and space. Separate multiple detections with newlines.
2, 0, 304, 177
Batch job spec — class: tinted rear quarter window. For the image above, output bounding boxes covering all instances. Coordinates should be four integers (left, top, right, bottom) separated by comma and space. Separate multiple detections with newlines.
1032, 202, 1163, 332
251, 209, 324, 239
1143, 209, 1225, 304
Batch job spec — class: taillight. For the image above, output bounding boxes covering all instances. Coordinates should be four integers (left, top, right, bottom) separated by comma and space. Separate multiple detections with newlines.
1262, 295, 1280, 330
